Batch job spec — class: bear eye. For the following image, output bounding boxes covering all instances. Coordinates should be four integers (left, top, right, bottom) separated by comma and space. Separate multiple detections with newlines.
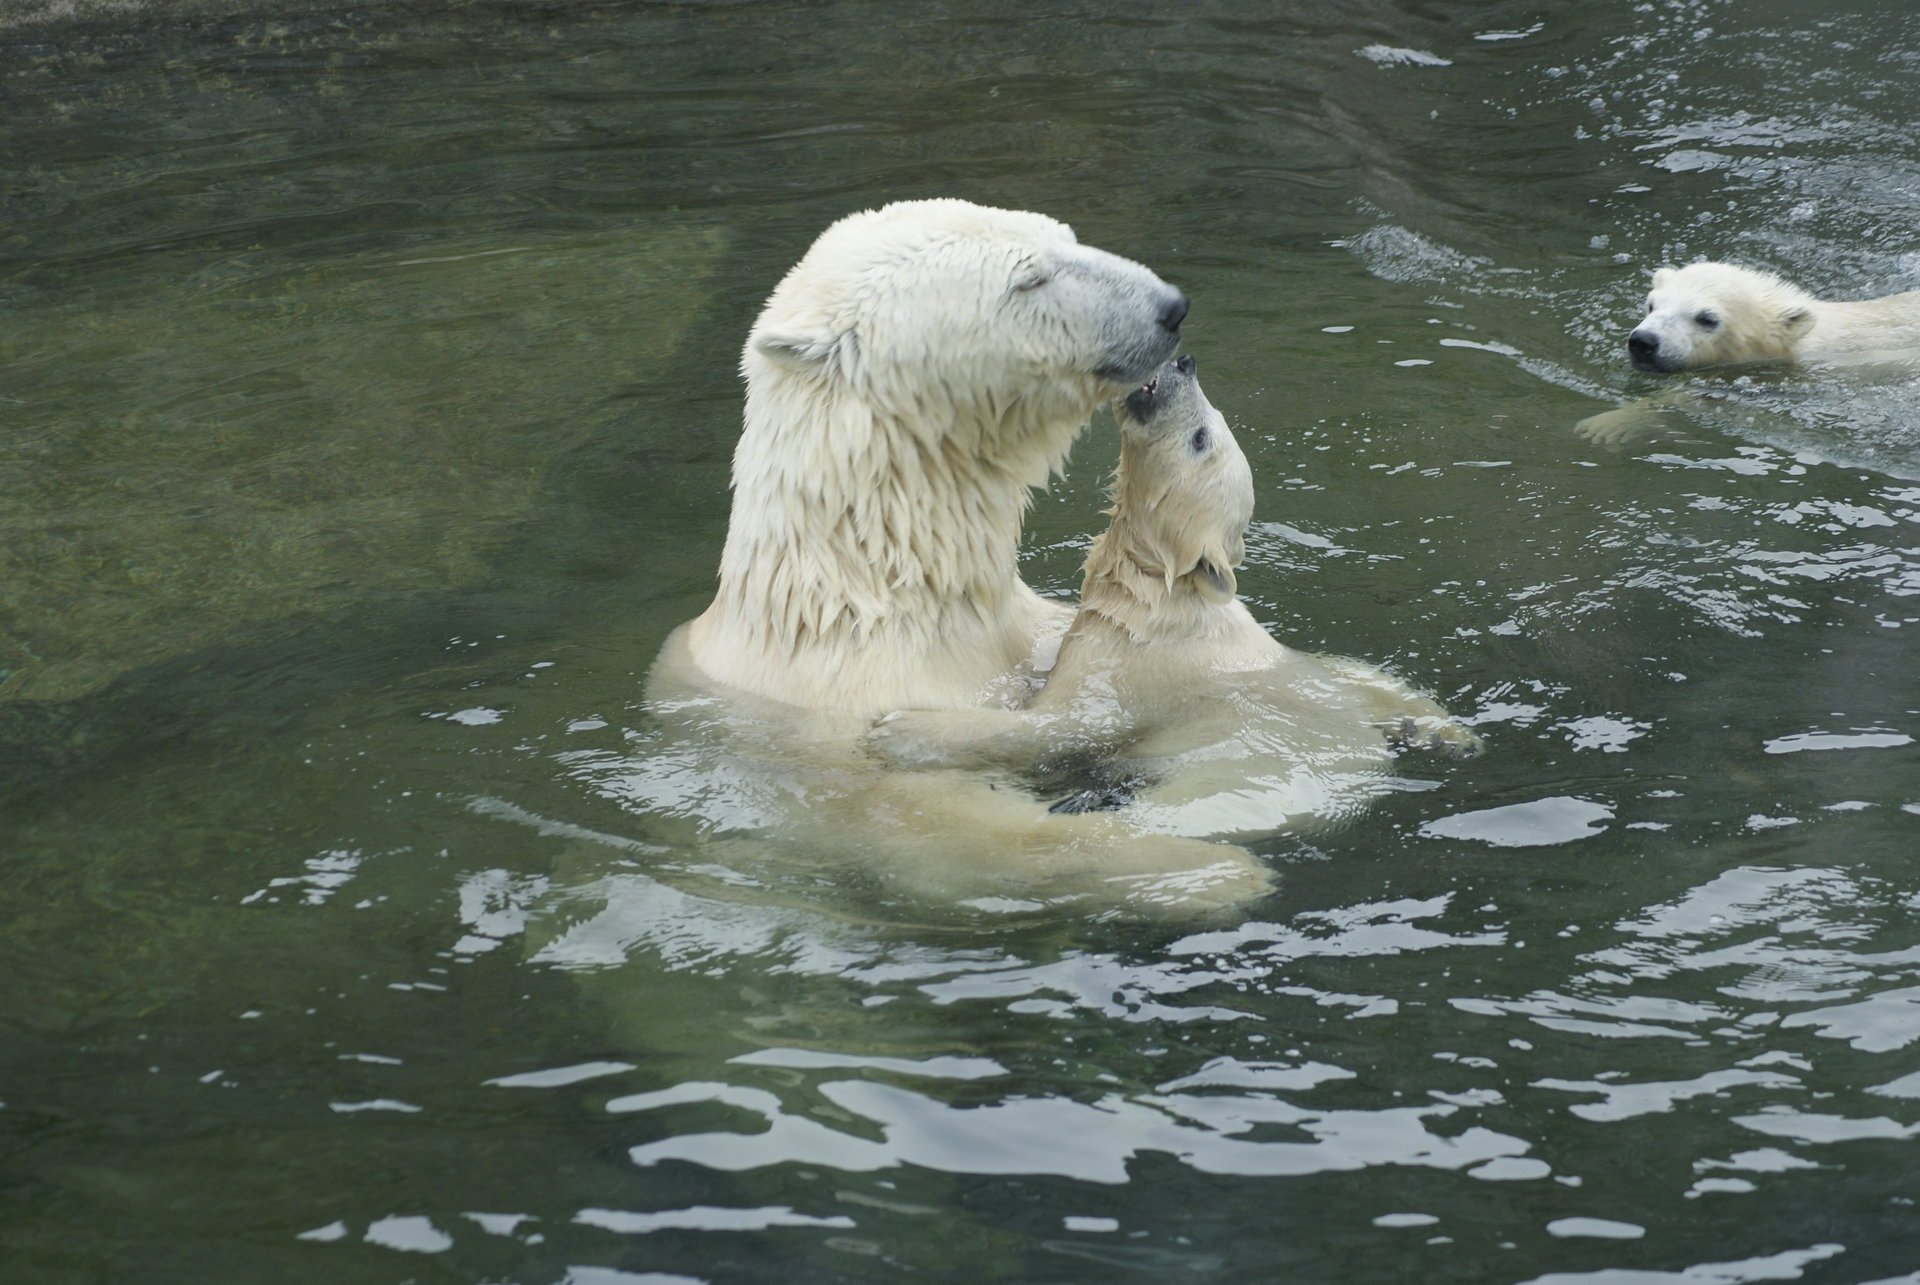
1190, 427, 1209, 453
1695, 311, 1720, 329
1645, 297, 1656, 314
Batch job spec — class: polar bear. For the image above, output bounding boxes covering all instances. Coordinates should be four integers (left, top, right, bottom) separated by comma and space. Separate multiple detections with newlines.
669, 198, 1189, 717
636, 201, 1278, 913
1628, 261, 1920, 373
865, 355, 1479, 840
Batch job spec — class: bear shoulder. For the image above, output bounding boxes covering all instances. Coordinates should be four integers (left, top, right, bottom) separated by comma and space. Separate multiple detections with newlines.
1799, 288, 1920, 362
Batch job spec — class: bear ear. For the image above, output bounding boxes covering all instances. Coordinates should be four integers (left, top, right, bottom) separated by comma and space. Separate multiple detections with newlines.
1188, 529, 1244, 604
752, 326, 851, 374
1780, 305, 1816, 340
1651, 267, 1675, 289
1192, 558, 1237, 605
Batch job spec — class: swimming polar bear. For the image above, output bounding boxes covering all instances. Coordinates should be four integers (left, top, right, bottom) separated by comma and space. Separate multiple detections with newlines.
1629, 261, 1920, 373
667, 198, 1189, 716
865, 355, 1480, 841
1578, 261, 1920, 443
639, 202, 1275, 913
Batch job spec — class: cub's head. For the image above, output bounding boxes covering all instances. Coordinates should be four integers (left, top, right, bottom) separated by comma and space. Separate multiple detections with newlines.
745, 199, 1188, 456
1108, 355, 1254, 604
1627, 261, 1816, 373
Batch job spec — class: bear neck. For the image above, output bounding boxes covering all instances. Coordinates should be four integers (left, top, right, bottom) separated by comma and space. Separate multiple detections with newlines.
1075, 449, 1228, 643
712, 372, 1082, 667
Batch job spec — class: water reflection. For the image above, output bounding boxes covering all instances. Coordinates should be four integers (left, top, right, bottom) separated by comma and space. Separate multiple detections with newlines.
528, 882, 1529, 1183
612, 1066, 1532, 1183
5, 0, 1920, 1282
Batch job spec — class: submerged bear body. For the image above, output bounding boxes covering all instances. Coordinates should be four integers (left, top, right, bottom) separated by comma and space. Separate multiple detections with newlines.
866, 356, 1479, 840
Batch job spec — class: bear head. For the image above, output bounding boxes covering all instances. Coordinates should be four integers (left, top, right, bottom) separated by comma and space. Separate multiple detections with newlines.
1108, 354, 1253, 605
1628, 261, 1816, 373
743, 199, 1188, 462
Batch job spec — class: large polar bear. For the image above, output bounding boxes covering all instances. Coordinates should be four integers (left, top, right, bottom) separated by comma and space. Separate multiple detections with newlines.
671, 198, 1189, 716
639, 201, 1287, 911
1629, 261, 1920, 372
866, 355, 1478, 838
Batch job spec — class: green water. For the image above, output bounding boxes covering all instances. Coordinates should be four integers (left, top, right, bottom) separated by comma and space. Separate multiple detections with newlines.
5, 2, 1919, 1281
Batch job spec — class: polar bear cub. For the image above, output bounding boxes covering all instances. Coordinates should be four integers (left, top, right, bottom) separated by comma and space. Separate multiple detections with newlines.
867, 356, 1478, 841
1629, 261, 1920, 372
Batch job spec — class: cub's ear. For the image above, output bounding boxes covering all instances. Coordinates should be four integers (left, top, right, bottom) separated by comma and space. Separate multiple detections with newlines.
1779, 305, 1816, 340
1651, 267, 1676, 289
751, 325, 851, 373
1193, 558, 1237, 604
1189, 529, 1245, 604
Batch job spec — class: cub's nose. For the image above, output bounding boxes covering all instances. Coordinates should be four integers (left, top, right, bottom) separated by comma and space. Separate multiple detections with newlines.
1175, 353, 1196, 375
1157, 290, 1190, 333
1628, 330, 1660, 362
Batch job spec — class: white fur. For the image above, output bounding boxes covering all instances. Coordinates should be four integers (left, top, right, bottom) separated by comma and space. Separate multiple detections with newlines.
639, 202, 1265, 915
681, 198, 1186, 715
866, 360, 1479, 842
1631, 261, 1920, 372
642, 632, 1275, 912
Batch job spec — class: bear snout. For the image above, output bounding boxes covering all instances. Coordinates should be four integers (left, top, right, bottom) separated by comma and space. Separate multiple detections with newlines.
1124, 381, 1159, 423
1157, 290, 1190, 333
1627, 328, 1666, 371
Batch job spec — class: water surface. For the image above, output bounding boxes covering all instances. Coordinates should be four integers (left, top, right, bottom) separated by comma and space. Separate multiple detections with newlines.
5, 2, 1919, 1281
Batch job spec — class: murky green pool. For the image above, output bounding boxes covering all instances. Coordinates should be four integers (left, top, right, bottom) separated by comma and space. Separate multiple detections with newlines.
6, 2, 1919, 1281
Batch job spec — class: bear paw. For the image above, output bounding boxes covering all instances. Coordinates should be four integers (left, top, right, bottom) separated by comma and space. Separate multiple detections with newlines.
1384, 715, 1484, 760
1575, 402, 1664, 446
862, 710, 959, 770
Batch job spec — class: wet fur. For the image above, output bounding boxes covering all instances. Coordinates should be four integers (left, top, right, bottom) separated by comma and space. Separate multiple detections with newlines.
867, 360, 1479, 842
645, 202, 1268, 914
1635, 261, 1920, 371
679, 199, 1186, 715
1581, 261, 1920, 443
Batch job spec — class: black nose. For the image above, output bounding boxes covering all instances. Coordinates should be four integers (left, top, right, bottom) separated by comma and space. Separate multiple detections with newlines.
1628, 330, 1659, 360
1175, 353, 1196, 375
1158, 291, 1190, 332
